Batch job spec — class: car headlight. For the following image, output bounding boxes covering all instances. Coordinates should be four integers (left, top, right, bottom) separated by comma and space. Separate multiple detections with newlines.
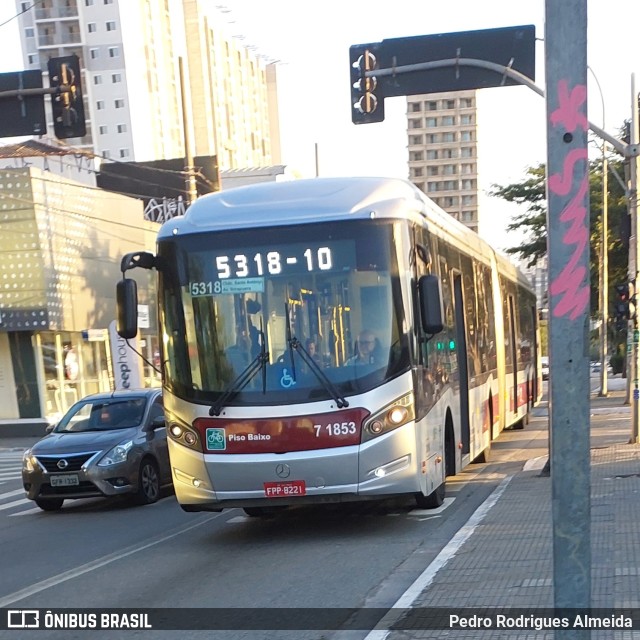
98, 440, 134, 466
22, 449, 37, 472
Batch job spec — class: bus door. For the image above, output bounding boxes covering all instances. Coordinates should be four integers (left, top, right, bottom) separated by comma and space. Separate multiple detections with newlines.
453, 273, 470, 455
508, 295, 518, 414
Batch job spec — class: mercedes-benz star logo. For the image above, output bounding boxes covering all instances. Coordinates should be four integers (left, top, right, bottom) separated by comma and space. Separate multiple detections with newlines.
57, 459, 69, 470
275, 463, 290, 479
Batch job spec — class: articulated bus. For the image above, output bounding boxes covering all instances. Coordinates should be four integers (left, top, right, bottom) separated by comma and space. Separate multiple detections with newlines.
117, 177, 541, 516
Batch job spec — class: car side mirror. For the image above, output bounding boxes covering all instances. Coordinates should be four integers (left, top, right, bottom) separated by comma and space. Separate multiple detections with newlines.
150, 415, 165, 430
45, 423, 56, 434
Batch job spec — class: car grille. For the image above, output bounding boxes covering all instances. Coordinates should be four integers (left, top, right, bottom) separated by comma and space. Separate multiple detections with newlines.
40, 482, 98, 496
35, 452, 99, 472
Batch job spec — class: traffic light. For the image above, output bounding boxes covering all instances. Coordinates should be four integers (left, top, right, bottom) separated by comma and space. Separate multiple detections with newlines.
614, 283, 631, 331
48, 55, 86, 139
349, 44, 385, 124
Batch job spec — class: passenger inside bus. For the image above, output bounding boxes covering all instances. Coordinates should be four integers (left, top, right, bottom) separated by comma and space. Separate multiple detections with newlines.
225, 329, 252, 374
346, 329, 382, 366
246, 298, 263, 358
305, 338, 322, 367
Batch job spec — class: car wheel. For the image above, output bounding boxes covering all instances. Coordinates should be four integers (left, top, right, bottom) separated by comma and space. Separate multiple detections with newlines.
35, 498, 64, 511
134, 459, 160, 505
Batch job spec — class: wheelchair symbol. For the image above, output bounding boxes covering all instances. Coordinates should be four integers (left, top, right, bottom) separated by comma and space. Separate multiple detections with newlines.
280, 368, 296, 389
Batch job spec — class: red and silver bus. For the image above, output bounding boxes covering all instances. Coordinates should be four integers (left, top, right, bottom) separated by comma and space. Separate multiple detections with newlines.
117, 177, 541, 516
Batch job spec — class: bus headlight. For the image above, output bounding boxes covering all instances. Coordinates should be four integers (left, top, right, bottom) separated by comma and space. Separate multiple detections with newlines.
362, 393, 415, 442
168, 418, 202, 452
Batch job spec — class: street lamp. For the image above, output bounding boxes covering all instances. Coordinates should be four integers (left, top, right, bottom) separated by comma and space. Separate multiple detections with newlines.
588, 66, 609, 397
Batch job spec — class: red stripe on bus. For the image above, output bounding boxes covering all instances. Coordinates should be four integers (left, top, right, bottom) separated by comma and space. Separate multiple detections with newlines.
194, 407, 370, 454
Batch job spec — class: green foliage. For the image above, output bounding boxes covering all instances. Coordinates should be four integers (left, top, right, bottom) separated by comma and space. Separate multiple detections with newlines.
490, 165, 547, 268
489, 154, 629, 318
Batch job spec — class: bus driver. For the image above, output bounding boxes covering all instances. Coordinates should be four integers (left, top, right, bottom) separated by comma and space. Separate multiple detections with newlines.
346, 329, 380, 365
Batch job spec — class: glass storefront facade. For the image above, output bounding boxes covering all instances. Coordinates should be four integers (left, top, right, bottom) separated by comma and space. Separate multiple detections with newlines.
34, 330, 160, 423
0, 167, 161, 428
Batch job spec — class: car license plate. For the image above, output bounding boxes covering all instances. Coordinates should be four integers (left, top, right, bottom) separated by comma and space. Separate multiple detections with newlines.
51, 474, 79, 487
263, 480, 306, 497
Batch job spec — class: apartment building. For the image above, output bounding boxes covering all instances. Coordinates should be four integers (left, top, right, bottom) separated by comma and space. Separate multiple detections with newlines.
16, 0, 280, 169
407, 90, 479, 233
181, 0, 280, 168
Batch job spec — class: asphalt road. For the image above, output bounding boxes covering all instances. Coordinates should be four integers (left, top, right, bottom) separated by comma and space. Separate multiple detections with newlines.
0, 409, 551, 640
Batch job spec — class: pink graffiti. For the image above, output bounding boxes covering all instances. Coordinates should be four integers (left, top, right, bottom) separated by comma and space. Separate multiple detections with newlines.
550, 80, 588, 132
548, 79, 590, 321
548, 177, 590, 319
548, 148, 588, 196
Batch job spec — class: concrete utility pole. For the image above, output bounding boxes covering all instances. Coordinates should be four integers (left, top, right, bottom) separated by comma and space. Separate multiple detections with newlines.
629, 74, 640, 444
545, 0, 591, 630
588, 68, 609, 397
178, 56, 198, 205
598, 141, 609, 398
600, 142, 609, 396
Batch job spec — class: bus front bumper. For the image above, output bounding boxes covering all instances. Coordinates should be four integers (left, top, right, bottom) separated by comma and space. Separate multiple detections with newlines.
169, 424, 428, 512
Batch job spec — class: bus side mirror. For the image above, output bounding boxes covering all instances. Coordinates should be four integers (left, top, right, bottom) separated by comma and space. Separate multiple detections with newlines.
418, 274, 444, 335
116, 278, 138, 339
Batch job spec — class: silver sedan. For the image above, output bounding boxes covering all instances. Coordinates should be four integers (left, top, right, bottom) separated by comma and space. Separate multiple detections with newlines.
22, 388, 171, 511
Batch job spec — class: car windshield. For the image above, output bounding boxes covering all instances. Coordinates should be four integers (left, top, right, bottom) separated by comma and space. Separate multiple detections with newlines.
54, 398, 147, 433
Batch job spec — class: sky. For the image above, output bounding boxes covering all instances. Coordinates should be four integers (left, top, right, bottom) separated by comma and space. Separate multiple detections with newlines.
0, 0, 638, 254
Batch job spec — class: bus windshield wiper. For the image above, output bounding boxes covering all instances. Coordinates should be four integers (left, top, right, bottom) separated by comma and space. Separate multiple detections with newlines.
285, 303, 349, 409
209, 325, 268, 416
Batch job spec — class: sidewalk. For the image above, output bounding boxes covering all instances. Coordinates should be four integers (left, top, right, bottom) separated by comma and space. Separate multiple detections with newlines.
381, 378, 640, 639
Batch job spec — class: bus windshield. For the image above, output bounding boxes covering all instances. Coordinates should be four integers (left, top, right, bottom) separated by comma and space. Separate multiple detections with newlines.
157, 219, 411, 405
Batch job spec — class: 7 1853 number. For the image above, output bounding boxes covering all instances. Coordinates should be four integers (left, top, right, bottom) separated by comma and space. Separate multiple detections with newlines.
314, 422, 356, 437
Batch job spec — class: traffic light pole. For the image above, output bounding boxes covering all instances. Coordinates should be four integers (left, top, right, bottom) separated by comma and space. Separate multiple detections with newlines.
0, 55, 86, 140
0, 86, 60, 99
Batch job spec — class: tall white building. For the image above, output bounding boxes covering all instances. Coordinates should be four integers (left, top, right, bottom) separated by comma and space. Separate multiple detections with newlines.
16, 0, 280, 169
407, 90, 479, 233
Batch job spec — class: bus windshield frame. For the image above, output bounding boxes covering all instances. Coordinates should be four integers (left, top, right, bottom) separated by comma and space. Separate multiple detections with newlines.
156, 219, 412, 406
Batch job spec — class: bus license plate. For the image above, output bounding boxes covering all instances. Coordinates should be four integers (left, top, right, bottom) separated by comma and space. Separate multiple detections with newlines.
263, 480, 306, 497
51, 474, 79, 487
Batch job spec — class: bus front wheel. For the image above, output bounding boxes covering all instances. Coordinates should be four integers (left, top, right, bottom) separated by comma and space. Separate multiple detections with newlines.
415, 481, 445, 509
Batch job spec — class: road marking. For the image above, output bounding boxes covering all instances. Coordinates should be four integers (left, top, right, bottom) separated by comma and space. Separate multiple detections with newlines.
0, 498, 30, 511
0, 512, 226, 607
9, 507, 42, 517
523, 456, 549, 471
0, 472, 21, 480
0, 488, 27, 500
227, 515, 248, 523
408, 497, 455, 516
363, 475, 513, 640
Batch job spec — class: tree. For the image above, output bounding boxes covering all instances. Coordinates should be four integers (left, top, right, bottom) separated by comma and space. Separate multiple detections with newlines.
490, 154, 629, 318
490, 164, 547, 268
